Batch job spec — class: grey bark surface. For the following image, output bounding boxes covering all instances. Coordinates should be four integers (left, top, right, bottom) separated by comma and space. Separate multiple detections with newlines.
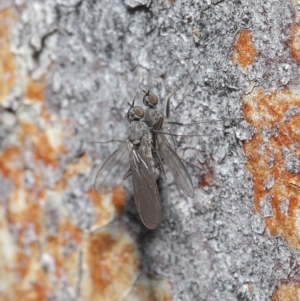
2, 0, 299, 300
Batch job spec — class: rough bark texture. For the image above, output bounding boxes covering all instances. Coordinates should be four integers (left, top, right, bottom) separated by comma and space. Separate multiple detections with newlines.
1, 0, 300, 300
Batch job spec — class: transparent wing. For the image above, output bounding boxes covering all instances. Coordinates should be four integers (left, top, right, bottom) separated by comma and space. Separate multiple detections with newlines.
94, 142, 129, 194
157, 133, 194, 198
128, 140, 162, 229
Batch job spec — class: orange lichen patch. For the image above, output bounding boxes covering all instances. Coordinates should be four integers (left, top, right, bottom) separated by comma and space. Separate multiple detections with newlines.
0, 147, 23, 178
88, 186, 125, 229
198, 159, 215, 187
19, 122, 39, 143
199, 175, 212, 186
87, 188, 110, 227
40, 105, 51, 122
243, 88, 300, 250
126, 275, 172, 301
25, 78, 45, 103
81, 226, 139, 301
271, 283, 300, 301
0, 210, 17, 293
32, 110, 68, 168
88, 233, 115, 291
10, 250, 51, 301
19, 117, 67, 169
24, 279, 49, 301
232, 30, 257, 69
163, 294, 173, 301
7, 192, 42, 249
87, 184, 125, 229
111, 186, 125, 213
46, 218, 82, 251
88, 188, 102, 205
18, 103, 69, 169
33, 132, 60, 168
0, 146, 22, 180
290, 23, 300, 63
15, 252, 31, 279
0, 9, 17, 104
55, 154, 90, 190
42, 214, 82, 288
27, 174, 46, 203
59, 219, 82, 248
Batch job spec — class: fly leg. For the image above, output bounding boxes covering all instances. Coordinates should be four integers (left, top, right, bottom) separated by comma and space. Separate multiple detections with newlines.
123, 168, 131, 180
148, 117, 166, 179
152, 147, 166, 179
165, 97, 178, 150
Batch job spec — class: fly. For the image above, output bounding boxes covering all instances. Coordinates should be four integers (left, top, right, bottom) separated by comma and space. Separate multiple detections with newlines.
142, 90, 195, 198
94, 102, 162, 229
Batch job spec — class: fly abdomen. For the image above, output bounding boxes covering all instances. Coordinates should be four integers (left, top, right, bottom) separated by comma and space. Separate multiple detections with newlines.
139, 131, 160, 180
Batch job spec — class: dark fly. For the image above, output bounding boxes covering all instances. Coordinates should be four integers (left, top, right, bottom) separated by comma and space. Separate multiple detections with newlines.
142, 91, 194, 198
94, 104, 162, 229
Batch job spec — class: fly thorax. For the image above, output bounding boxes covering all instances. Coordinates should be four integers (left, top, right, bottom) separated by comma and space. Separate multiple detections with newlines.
128, 121, 143, 145
140, 122, 152, 140
144, 107, 162, 127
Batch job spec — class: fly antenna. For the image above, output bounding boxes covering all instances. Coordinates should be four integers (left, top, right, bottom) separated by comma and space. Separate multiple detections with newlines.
132, 92, 137, 107
126, 92, 137, 108
166, 62, 201, 110
140, 82, 154, 96
142, 89, 150, 96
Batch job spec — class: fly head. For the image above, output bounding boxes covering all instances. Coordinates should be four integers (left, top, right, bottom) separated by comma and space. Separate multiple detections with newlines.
142, 90, 158, 108
126, 102, 144, 122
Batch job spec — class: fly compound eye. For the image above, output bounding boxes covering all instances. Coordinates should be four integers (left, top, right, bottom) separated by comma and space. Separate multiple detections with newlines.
148, 93, 158, 106
133, 106, 144, 118
143, 91, 158, 107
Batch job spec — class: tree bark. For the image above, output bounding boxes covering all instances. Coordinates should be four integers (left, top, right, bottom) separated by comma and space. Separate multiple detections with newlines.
0, 0, 300, 300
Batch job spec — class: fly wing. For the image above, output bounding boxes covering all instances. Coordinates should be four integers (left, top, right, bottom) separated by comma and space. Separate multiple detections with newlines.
94, 142, 129, 194
128, 140, 162, 229
156, 133, 194, 198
